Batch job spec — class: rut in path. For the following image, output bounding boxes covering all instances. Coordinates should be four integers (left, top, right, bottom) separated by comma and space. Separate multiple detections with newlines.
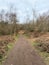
2, 35, 46, 65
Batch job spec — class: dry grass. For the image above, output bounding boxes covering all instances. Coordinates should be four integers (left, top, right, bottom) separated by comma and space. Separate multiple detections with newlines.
26, 32, 49, 65
0, 35, 15, 63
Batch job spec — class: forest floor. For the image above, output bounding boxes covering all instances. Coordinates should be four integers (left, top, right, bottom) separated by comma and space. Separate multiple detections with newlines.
2, 35, 46, 65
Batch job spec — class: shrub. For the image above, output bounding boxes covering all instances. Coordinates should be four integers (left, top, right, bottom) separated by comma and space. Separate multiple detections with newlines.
35, 38, 49, 53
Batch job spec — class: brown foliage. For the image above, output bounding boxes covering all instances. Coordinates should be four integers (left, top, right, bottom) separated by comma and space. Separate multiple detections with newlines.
0, 35, 14, 61
35, 34, 49, 53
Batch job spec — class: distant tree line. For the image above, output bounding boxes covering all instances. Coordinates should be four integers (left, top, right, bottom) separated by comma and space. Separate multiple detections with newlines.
0, 7, 49, 36
0, 6, 19, 35
22, 11, 49, 34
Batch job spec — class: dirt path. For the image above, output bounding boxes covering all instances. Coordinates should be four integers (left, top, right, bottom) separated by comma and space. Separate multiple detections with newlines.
2, 35, 46, 65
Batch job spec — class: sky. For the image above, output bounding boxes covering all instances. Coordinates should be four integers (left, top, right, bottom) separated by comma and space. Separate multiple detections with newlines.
0, 0, 49, 23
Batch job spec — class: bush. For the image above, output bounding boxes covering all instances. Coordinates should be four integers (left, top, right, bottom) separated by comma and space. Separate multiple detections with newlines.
0, 36, 14, 62
35, 38, 49, 53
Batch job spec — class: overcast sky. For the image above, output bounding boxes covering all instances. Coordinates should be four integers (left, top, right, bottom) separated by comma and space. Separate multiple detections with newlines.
0, 0, 49, 23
